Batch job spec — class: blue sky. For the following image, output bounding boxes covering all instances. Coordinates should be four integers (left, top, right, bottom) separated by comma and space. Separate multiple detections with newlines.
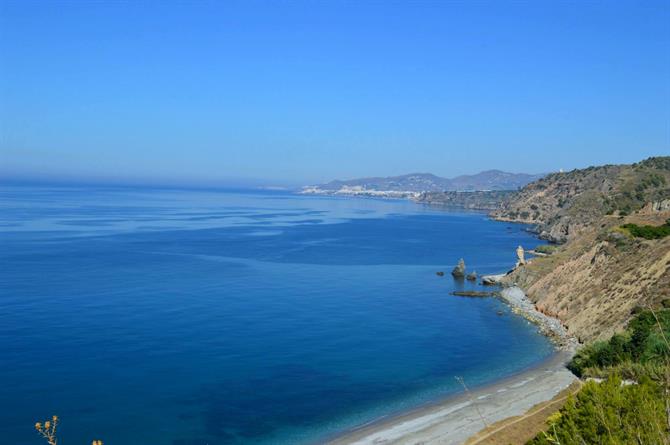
1, 1, 669, 186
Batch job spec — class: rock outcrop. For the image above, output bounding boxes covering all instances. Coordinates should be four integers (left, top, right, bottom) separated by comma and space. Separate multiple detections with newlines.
415, 190, 514, 211
451, 259, 466, 278
515, 245, 526, 268
482, 274, 505, 285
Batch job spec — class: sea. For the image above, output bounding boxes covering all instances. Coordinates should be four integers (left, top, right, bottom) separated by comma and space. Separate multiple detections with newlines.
0, 185, 554, 445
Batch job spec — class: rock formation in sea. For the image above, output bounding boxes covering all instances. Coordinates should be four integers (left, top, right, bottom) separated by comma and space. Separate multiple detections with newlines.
515, 245, 526, 268
451, 258, 466, 278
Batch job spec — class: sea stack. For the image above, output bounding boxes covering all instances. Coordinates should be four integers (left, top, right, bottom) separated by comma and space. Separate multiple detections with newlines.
515, 245, 526, 268
451, 258, 466, 278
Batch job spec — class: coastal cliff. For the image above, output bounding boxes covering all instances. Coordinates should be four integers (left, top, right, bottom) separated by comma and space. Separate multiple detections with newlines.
491, 157, 670, 243
507, 221, 670, 342
496, 156, 670, 343
414, 190, 515, 210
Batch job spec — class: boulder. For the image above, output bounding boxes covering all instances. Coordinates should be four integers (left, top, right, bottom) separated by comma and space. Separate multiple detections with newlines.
466, 271, 477, 281
481, 274, 505, 285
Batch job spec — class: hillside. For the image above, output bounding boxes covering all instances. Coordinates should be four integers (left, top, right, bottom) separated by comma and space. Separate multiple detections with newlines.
301, 170, 544, 197
497, 156, 670, 343
491, 157, 670, 243
415, 190, 516, 210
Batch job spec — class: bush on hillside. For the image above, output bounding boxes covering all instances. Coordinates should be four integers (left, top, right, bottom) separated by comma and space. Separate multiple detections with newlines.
530, 308, 670, 444
580, 360, 668, 382
527, 375, 668, 445
534, 244, 559, 254
568, 309, 670, 377
621, 220, 670, 240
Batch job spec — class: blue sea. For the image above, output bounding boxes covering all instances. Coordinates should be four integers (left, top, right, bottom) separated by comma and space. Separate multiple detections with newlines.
0, 185, 553, 445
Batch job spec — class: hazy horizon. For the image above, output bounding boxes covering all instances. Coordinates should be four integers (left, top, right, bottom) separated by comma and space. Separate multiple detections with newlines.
0, 160, 641, 190
1, 1, 669, 186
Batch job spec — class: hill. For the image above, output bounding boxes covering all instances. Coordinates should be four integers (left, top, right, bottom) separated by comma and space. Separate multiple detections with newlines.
415, 190, 516, 210
492, 157, 670, 243
496, 156, 670, 342
301, 170, 544, 197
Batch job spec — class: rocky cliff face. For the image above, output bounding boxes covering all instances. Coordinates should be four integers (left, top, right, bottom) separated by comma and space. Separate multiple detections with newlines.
508, 222, 670, 342
498, 157, 670, 343
491, 157, 670, 243
414, 190, 515, 210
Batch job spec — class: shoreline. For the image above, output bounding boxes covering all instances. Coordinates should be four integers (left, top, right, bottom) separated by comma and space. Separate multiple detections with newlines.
327, 350, 576, 445
313, 198, 579, 444
327, 284, 579, 445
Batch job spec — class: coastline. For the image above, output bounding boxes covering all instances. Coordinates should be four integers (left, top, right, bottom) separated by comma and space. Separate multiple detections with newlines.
310, 195, 579, 444
327, 281, 579, 445
327, 350, 576, 445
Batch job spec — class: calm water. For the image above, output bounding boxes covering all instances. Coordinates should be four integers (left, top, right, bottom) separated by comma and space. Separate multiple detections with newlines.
0, 185, 553, 445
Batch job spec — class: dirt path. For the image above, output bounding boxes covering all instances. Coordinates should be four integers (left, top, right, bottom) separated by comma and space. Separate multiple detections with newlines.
465, 381, 582, 445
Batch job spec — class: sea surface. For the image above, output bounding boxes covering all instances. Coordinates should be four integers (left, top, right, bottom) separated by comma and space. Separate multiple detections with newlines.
0, 185, 554, 445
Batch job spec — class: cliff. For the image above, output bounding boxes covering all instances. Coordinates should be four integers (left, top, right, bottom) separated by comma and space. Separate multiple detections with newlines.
491, 157, 670, 243
497, 157, 670, 343
414, 190, 516, 210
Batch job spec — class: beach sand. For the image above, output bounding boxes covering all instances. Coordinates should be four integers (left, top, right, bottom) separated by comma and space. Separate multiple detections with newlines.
328, 351, 576, 445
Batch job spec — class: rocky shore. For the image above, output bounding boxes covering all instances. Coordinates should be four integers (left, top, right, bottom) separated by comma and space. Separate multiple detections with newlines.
498, 286, 578, 351
328, 262, 580, 444
444, 250, 577, 351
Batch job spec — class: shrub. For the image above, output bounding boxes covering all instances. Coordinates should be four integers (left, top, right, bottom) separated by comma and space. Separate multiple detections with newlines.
536, 306, 670, 445
580, 361, 668, 382
527, 375, 669, 445
567, 309, 670, 376
534, 244, 559, 254
621, 221, 670, 240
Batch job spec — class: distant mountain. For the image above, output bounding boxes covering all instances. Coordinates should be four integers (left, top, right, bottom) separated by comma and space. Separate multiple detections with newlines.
301, 170, 545, 197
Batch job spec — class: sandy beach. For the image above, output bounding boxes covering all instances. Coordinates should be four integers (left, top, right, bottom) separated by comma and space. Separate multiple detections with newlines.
329, 286, 578, 445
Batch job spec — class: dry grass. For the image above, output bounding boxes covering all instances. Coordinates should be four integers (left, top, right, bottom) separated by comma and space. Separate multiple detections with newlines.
34, 416, 103, 445
505, 212, 670, 344
465, 381, 582, 445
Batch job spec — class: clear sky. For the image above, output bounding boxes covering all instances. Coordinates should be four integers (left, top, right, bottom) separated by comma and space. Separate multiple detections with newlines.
1, 1, 669, 186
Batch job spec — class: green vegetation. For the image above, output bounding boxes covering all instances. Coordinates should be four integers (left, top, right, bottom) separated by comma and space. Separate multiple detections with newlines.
528, 308, 670, 444
534, 244, 559, 255
568, 309, 670, 376
621, 219, 670, 240
637, 156, 670, 171
603, 157, 670, 216
527, 375, 668, 445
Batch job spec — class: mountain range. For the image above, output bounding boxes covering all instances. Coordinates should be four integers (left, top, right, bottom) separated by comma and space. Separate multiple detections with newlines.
302, 170, 545, 197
